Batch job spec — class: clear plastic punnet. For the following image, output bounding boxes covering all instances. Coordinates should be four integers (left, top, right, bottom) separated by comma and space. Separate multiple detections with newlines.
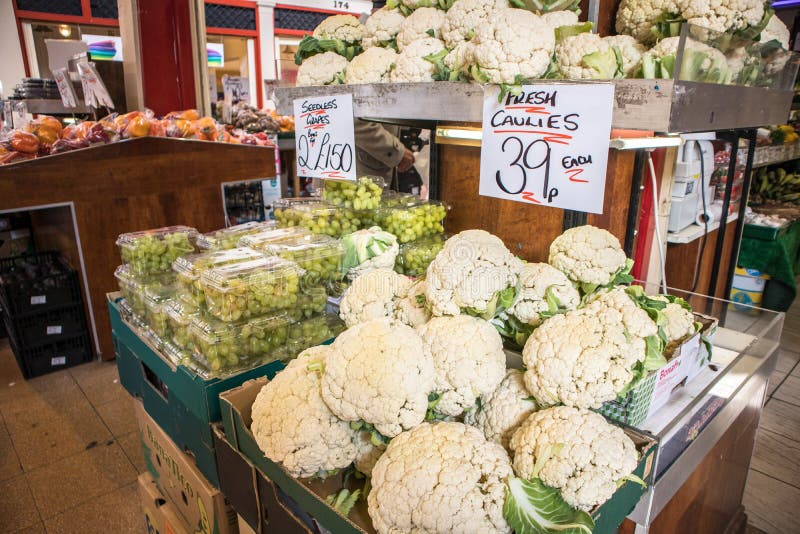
262, 234, 344, 286
274, 200, 363, 237
200, 256, 304, 321
164, 298, 199, 350
188, 311, 290, 375
143, 285, 177, 339
114, 264, 175, 319
320, 175, 385, 210
378, 200, 448, 243
288, 286, 329, 322
279, 312, 346, 362
395, 233, 447, 277
116, 225, 198, 275
197, 221, 277, 251
238, 226, 312, 250
172, 247, 263, 308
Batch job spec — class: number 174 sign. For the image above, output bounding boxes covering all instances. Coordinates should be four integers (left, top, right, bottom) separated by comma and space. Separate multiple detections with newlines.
479, 84, 614, 214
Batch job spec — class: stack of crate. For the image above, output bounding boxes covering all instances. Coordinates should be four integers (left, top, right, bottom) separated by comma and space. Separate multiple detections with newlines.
0, 251, 92, 378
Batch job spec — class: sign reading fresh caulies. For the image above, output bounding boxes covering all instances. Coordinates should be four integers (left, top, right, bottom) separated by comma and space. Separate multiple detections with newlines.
293, 94, 356, 181
479, 84, 614, 214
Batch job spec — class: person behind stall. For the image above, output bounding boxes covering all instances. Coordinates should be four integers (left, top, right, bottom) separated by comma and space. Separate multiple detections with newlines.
354, 119, 415, 186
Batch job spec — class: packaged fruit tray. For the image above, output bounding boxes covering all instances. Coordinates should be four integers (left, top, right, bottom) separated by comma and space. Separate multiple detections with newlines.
189, 311, 290, 375
197, 221, 276, 251
164, 298, 198, 351
320, 176, 384, 210
114, 265, 176, 319
283, 312, 345, 361
378, 200, 448, 243
274, 200, 362, 238
286, 287, 328, 322
143, 284, 176, 339
116, 225, 198, 275
199, 256, 304, 322
238, 226, 312, 250
262, 234, 344, 287
172, 248, 264, 309
395, 233, 447, 277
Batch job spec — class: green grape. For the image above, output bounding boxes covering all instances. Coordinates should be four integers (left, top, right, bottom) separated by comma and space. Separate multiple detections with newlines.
395, 234, 446, 277
321, 177, 384, 210
267, 236, 343, 287
197, 221, 275, 251
173, 248, 262, 310
280, 313, 345, 362
165, 299, 198, 350
117, 226, 198, 275
286, 287, 328, 321
380, 202, 448, 244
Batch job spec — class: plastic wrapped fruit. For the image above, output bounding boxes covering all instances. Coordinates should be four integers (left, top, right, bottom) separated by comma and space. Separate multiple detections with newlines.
279, 313, 345, 362
172, 247, 263, 309
197, 221, 276, 251
114, 264, 176, 319
200, 256, 304, 322
164, 298, 199, 350
262, 234, 343, 287
395, 234, 447, 277
143, 285, 177, 339
321, 176, 384, 210
189, 312, 290, 374
238, 226, 312, 250
274, 200, 362, 237
286, 286, 329, 322
379, 201, 448, 243
117, 226, 198, 275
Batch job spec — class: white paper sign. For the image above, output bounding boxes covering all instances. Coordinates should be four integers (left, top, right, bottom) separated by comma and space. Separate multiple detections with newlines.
479, 84, 614, 214
293, 94, 356, 181
76, 60, 115, 109
52, 68, 77, 108
30, 295, 46, 305
46, 325, 63, 335
222, 75, 249, 103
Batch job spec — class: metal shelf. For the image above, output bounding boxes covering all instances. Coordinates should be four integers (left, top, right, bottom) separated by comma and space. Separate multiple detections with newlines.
275, 80, 793, 134
14, 98, 90, 115
667, 212, 739, 244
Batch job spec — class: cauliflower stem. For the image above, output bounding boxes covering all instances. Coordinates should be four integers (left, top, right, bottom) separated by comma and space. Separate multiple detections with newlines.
326, 488, 362, 517
294, 35, 363, 65
424, 49, 470, 81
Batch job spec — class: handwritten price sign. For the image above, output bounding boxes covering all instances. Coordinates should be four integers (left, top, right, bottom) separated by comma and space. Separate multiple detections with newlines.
294, 94, 356, 181
479, 84, 614, 214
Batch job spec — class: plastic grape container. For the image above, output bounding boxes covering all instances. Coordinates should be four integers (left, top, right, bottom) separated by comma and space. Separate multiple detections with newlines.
189, 312, 290, 374
274, 200, 362, 237
197, 221, 276, 251
395, 233, 447, 277
117, 297, 147, 331
263, 234, 344, 287
114, 265, 175, 320
200, 256, 304, 322
143, 285, 177, 339
379, 201, 448, 243
164, 298, 199, 351
172, 248, 263, 309
238, 226, 312, 250
161, 340, 202, 374
116, 225, 198, 275
279, 312, 346, 361
287, 286, 329, 322
320, 176, 385, 210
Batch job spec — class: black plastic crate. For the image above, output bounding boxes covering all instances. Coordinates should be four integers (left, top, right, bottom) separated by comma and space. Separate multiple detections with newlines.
3, 304, 87, 347
0, 252, 82, 315
8, 331, 93, 379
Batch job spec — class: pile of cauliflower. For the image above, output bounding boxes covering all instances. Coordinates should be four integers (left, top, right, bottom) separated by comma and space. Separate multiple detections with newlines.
293, 2, 791, 89
247, 224, 708, 533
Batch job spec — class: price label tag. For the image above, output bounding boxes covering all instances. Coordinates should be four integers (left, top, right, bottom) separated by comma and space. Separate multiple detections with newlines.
30, 295, 46, 305
293, 94, 356, 181
51, 356, 66, 366
479, 84, 614, 214
46, 325, 63, 335
52, 68, 77, 108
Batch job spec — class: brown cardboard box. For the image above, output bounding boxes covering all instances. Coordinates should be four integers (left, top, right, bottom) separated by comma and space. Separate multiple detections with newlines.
138, 472, 191, 534
134, 400, 238, 534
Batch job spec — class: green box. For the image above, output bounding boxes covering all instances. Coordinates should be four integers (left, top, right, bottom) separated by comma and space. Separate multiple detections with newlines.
109, 294, 285, 485
743, 222, 788, 241
220, 377, 658, 534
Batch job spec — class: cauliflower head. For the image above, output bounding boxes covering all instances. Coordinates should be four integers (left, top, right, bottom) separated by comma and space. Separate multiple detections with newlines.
354, 430, 387, 477
471, 8, 555, 83
603, 35, 647, 76
321, 318, 434, 437
418, 315, 506, 417
588, 286, 658, 345
508, 262, 580, 326
296, 52, 348, 86
541, 10, 579, 31
339, 268, 411, 327
426, 229, 523, 317
363, 7, 406, 49
313, 14, 366, 43
643, 36, 731, 82
389, 37, 447, 82
346, 47, 398, 84
652, 295, 695, 342
465, 369, 538, 450
444, 41, 475, 73
615, 0, 682, 44
368, 422, 513, 534
556, 32, 622, 80
393, 0, 455, 13
549, 225, 627, 288
393, 279, 431, 328
441, 0, 510, 47
251, 346, 357, 478
762, 14, 790, 49
509, 406, 638, 511
397, 7, 446, 50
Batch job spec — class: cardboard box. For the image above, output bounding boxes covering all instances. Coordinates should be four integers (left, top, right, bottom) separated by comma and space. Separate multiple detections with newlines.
134, 400, 238, 534
138, 472, 191, 534
219, 378, 657, 534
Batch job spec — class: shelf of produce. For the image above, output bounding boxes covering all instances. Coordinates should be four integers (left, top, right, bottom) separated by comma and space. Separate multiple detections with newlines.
666, 213, 739, 244
15, 98, 90, 115
752, 142, 800, 168
275, 81, 793, 134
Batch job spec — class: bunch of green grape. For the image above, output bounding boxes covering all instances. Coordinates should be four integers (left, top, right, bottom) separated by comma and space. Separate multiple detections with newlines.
165, 299, 198, 350
197, 221, 275, 251
395, 234, 446, 276
173, 248, 263, 309
117, 226, 198, 275
278, 313, 345, 362
201, 257, 303, 322
286, 287, 328, 321
267, 236, 343, 286
115, 265, 176, 320
144, 288, 176, 339
321, 176, 384, 210
380, 202, 448, 244
276, 202, 362, 237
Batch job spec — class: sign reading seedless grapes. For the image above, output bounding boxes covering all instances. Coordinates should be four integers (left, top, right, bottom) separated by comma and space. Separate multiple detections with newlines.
294, 93, 356, 181
479, 84, 614, 214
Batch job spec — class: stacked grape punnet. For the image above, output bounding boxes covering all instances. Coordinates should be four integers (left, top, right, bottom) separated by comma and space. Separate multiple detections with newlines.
264, 235, 344, 287
280, 313, 346, 361
395, 234, 446, 277
197, 221, 275, 251
172, 248, 263, 309
238, 226, 312, 250
143, 284, 177, 339
380, 201, 448, 243
276, 201, 363, 238
117, 226, 198, 275
164, 298, 198, 351
321, 176, 384, 210
286, 287, 328, 321
114, 265, 176, 320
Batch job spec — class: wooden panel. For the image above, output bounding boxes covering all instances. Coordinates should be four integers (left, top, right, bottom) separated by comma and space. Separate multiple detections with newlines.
0, 138, 275, 360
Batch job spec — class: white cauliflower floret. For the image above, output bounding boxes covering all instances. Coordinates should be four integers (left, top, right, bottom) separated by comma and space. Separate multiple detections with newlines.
393, 279, 431, 328
509, 406, 638, 511
313, 14, 365, 43
296, 52, 347, 86
321, 318, 434, 438
354, 431, 386, 477
346, 47, 398, 84
426, 229, 523, 317
508, 262, 580, 326
441, 0, 509, 47
397, 7, 446, 50
556, 32, 620, 79
444, 41, 475, 74
541, 10, 579, 31
368, 422, 513, 534
418, 315, 506, 417
652, 295, 695, 342
390, 37, 446, 82
471, 8, 555, 83
762, 14, 790, 49
549, 225, 627, 287
588, 286, 658, 345
251, 346, 357, 478
615, 0, 680, 44
395, 0, 454, 13
604, 35, 647, 75
363, 7, 406, 49
465, 369, 538, 450
339, 268, 411, 327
